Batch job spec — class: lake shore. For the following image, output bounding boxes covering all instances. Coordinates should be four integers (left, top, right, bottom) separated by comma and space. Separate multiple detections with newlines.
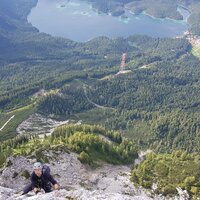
28, 0, 189, 42
125, 5, 190, 23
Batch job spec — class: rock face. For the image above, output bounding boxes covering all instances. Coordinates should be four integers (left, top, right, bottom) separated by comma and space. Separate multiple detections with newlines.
0, 152, 189, 200
0, 186, 152, 200
0, 186, 16, 200
0, 156, 34, 191
0, 152, 86, 191
0, 187, 68, 200
16, 113, 69, 136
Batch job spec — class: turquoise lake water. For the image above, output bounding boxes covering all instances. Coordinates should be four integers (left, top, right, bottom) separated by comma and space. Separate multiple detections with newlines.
28, 0, 190, 42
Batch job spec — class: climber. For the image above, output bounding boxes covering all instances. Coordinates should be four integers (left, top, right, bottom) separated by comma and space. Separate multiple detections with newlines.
22, 162, 60, 195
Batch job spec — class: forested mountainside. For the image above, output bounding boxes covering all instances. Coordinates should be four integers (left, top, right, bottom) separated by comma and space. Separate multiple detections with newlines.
0, 0, 200, 198
0, 0, 199, 111
131, 151, 200, 197
38, 35, 200, 152
0, 0, 200, 151
0, 124, 138, 168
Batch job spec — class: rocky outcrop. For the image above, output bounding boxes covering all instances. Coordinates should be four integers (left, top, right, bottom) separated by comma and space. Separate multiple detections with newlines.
0, 152, 152, 199
16, 113, 69, 136
0, 186, 152, 200
0, 152, 189, 200
0, 152, 86, 191
0, 186, 16, 200
0, 186, 190, 200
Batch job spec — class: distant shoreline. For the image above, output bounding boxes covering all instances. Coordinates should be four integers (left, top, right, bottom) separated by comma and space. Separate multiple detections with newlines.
126, 8, 189, 24
28, 0, 189, 42
125, 2, 191, 23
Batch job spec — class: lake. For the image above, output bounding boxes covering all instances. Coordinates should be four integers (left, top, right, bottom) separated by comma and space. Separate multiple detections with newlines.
28, 0, 190, 42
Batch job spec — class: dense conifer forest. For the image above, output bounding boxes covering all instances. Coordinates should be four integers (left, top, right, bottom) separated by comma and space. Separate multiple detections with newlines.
0, 124, 138, 167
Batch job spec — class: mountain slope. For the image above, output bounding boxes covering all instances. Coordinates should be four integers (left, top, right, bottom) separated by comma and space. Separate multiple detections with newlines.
0, 152, 189, 200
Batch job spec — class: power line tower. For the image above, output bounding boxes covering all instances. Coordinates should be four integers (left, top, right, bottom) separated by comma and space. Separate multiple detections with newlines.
120, 53, 126, 72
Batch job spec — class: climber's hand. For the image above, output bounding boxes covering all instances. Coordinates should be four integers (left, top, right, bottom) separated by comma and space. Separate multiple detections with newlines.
53, 184, 60, 190
33, 187, 41, 194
